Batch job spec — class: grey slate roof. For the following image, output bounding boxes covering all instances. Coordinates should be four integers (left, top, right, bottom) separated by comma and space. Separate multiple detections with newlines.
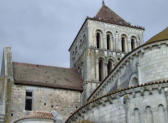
13, 62, 83, 91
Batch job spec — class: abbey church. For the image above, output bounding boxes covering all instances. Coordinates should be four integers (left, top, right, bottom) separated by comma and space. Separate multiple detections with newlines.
0, 3, 168, 123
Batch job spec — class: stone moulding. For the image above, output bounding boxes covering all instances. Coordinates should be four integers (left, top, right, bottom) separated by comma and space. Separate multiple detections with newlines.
65, 79, 168, 123
87, 39, 168, 101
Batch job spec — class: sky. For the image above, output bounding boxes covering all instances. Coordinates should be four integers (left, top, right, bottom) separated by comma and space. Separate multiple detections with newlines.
0, 0, 167, 68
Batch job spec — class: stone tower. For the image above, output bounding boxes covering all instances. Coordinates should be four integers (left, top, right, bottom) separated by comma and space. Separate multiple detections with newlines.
69, 4, 144, 103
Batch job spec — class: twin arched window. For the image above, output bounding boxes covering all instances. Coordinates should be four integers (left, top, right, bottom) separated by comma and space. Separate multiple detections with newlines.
96, 30, 113, 50
121, 35, 137, 52
96, 31, 137, 52
98, 58, 115, 81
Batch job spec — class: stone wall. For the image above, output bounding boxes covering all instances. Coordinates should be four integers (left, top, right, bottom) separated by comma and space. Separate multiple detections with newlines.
69, 18, 144, 104
66, 81, 168, 123
87, 20, 144, 51
8, 84, 81, 123
140, 42, 168, 83
88, 40, 168, 101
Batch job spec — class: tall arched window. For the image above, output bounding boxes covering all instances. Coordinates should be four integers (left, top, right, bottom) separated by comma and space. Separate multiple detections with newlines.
121, 34, 127, 52
106, 32, 113, 50
145, 106, 154, 123
99, 58, 103, 81
158, 104, 166, 123
131, 36, 137, 50
107, 33, 110, 50
107, 60, 113, 75
96, 31, 102, 49
134, 108, 141, 123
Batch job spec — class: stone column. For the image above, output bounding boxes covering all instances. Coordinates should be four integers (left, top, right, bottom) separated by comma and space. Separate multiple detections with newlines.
115, 34, 121, 52
102, 32, 106, 50
111, 36, 114, 51
127, 38, 131, 52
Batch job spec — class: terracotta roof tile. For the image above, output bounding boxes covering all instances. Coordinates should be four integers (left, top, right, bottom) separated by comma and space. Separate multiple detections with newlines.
14, 112, 54, 122
91, 5, 144, 30
13, 62, 83, 91
95, 5, 130, 26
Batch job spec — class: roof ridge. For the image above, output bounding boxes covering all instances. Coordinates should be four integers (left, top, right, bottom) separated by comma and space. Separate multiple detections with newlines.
12, 61, 73, 70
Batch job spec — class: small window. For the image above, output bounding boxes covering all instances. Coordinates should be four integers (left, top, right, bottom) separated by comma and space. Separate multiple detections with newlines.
25, 90, 33, 111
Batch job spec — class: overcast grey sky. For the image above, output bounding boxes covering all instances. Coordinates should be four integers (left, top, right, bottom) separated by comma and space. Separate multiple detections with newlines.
0, 0, 167, 67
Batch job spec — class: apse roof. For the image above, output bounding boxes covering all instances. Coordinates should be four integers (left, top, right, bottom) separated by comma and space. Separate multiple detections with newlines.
146, 27, 168, 43
13, 62, 83, 91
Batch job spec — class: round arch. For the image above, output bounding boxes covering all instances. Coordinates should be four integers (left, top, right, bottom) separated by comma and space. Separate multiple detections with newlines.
95, 29, 103, 49
106, 31, 114, 50
121, 34, 128, 52
130, 36, 137, 50
129, 74, 139, 87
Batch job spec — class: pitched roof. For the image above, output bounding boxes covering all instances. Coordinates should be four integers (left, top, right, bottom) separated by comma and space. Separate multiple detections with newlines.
13, 62, 83, 91
91, 4, 144, 30
95, 4, 130, 26
146, 27, 168, 43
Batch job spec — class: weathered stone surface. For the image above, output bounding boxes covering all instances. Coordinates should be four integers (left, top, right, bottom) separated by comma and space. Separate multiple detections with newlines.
8, 84, 81, 122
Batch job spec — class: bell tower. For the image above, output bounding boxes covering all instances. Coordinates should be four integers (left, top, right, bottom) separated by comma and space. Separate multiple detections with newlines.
69, 4, 144, 103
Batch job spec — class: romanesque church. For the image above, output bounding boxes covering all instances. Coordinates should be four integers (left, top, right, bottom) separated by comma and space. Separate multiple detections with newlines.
0, 3, 168, 123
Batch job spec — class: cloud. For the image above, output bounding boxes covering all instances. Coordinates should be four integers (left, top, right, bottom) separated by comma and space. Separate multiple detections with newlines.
0, 0, 167, 67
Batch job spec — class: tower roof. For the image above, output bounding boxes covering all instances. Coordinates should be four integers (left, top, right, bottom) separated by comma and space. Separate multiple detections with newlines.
89, 4, 144, 30
94, 4, 130, 26
146, 27, 168, 43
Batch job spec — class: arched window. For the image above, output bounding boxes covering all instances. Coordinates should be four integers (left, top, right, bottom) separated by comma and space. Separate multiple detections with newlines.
131, 36, 137, 50
107, 33, 110, 50
107, 60, 113, 75
96, 31, 102, 48
121, 34, 127, 52
145, 106, 154, 123
99, 58, 103, 81
134, 108, 141, 123
106, 32, 113, 50
158, 104, 166, 123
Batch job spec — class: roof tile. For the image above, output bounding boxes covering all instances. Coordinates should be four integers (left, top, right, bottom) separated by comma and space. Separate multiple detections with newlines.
13, 62, 83, 91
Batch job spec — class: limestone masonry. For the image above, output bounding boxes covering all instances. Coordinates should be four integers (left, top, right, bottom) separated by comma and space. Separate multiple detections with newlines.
0, 3, 168, 123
